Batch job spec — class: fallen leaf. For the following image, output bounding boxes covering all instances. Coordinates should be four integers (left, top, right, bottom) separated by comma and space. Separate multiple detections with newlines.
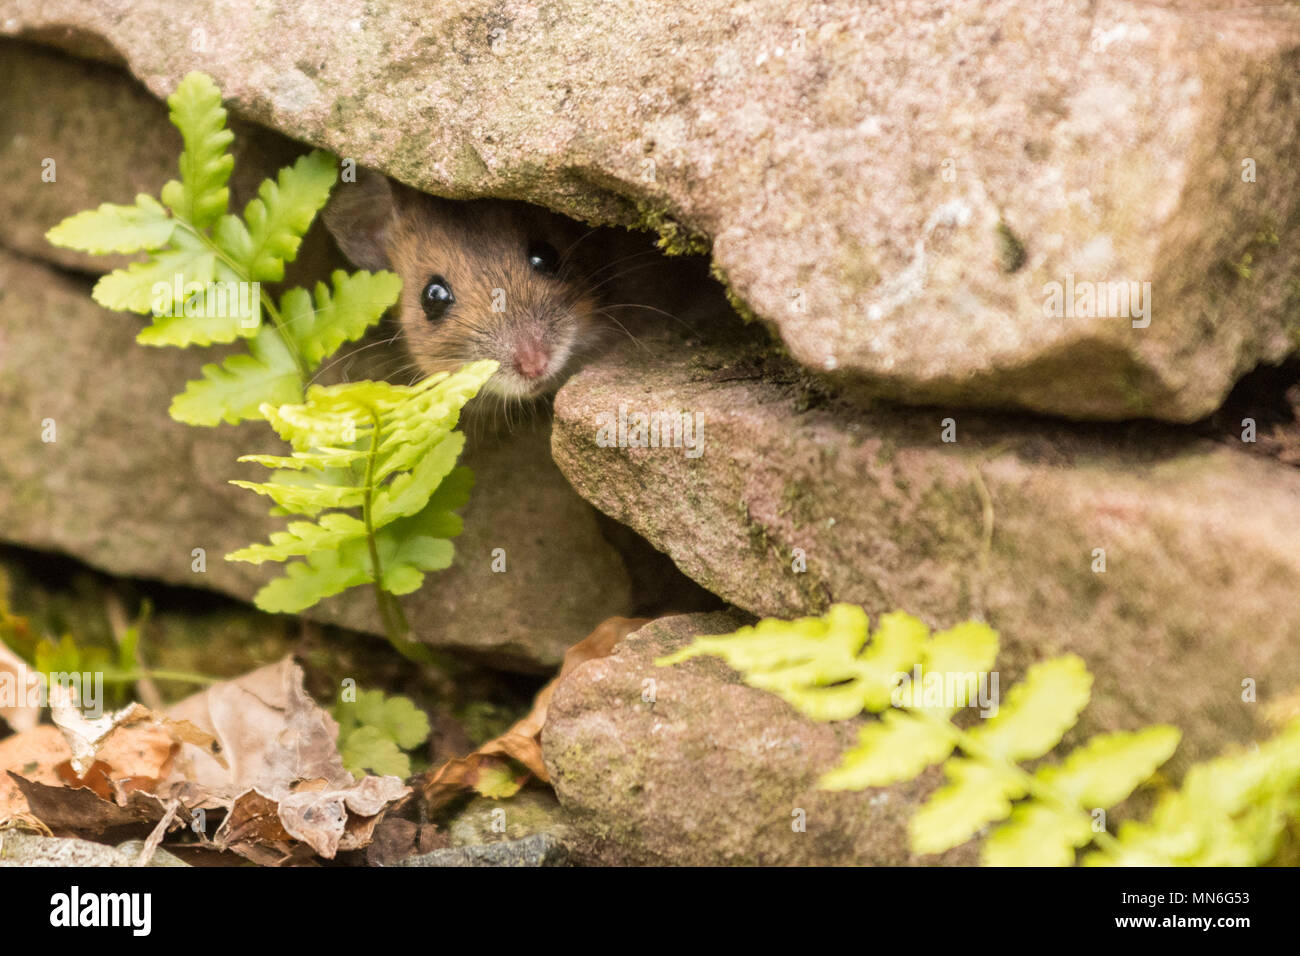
50, 692, 220, 785
365, 812, 448, 866
2, 658, 408, 863
0, 725, 70, 822
165, 658, 410, 861
8, 773, 185, 838
0, 693, 208, 841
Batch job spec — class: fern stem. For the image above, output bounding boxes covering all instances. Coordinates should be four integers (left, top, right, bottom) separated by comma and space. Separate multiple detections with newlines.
99, 668, 219, 686
361, 406, 390, 627
357, 404, 422, 660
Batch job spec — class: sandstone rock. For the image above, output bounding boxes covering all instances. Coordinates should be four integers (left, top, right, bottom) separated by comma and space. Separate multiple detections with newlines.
551, 337, 1300, 764
444, 789, 574, 849
542, 612, 974, 865
4, 4, 1298, 420
0, 40, 310, 276
0, 831, 188, 866
0, 249, 633, 670
395, 832, 569, 867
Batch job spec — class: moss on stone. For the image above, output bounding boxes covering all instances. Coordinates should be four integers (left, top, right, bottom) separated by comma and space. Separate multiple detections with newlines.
635, 198, 710, 256
708, 260, 762, 324
1219, 218, 1280, 282
995, 221, 1027, 274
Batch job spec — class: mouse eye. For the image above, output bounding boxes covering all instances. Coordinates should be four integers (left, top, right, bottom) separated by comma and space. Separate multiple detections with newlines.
420, 275, 454, 321
527, 240, 560, 276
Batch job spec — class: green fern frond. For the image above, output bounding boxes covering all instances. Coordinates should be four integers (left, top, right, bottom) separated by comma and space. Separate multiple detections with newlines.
158, 71, 235, 230
92, 240, 216, 317
658, 606, 1282, 866
1087, 718, 1300, 866
335, 689, 432, 778
169, 326, 301, 425
221, 149, 337, 282
819, 710, 956, 790
44, 195, 175, 254
913, 757, 1028, 855
659, 604, 997, 721
226, 361, 496, 615
965, 656, 1091, 763
43, 70, 483, 653
281, 270, 403, 367
46, 71, 400, 428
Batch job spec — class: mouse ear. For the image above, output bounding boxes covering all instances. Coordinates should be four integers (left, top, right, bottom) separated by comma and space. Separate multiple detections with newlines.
322, 168, 395, 270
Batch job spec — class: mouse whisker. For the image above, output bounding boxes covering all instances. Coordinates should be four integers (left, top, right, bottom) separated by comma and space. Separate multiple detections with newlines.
600, 301, 698, 335
306, 328, 407, 386
574, 253, 664, 290
558, 226, 605, 271
591, 309, 651, 352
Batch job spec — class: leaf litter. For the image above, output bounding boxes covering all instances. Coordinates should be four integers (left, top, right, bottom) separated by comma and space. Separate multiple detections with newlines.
0, 658, 408, 864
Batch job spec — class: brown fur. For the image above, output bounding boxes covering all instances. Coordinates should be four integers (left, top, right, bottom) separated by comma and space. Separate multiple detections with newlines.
324, 173, 608, 402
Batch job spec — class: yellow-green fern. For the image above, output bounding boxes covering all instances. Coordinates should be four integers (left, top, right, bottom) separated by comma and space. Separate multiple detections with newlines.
660, 604, 1299, 866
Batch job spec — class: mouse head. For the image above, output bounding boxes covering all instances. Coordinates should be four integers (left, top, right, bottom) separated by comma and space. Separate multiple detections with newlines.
324, 171, 601, 400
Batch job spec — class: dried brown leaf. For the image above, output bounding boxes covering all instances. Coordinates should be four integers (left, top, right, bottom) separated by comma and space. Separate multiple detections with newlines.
165, 658, 410, 861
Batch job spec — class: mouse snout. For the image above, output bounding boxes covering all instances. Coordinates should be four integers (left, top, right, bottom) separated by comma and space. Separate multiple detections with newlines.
511, 337, 551, 380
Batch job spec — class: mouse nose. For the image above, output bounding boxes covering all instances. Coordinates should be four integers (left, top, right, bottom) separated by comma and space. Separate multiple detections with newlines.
512, 341, 551, 380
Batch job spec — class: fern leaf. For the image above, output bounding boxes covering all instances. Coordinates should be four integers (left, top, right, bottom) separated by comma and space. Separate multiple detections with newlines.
370, 469, 471, 594
966, 655, 1091, 762
349, 689, 431, 751
261, 382, 383, 452
371, 432, 465, 524
120, 237, 264, 347
1088, 719, 1300, 866
225, 512, 367, 565
251, 537, 372, 613
910, 757, 1026, 855
236, 449, 370, 472
218, 150, 337, 282
169, 326, 302, 425
983, 802, 1094, 866
376, 528, 455, 595
281, 270, 403, 369
45, 195, 175, 254
373, 364, 500, 479
1036, 726, 1180, 809
158, 72, 234, 230
891, 618, 1000, 718
339, 725, 411, 778
228, 366, 492, 613
227, 475, 366, 516
93, 243, 215, 317
820, 710, 956, 789
657, 604, 929, 721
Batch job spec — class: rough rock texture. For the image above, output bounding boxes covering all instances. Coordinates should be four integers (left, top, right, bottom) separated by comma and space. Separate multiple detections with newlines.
0, 41, 308, 275
444, 789, 574, 848
0, 249, 633, 670
0, 832, 187, 866
542, 612, 975, 866
551, 337, 1300, 765
2, 2, 1298, 420
396, 832, 569, 867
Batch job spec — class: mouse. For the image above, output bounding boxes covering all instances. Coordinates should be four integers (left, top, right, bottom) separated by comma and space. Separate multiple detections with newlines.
323, 170, 656, 403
